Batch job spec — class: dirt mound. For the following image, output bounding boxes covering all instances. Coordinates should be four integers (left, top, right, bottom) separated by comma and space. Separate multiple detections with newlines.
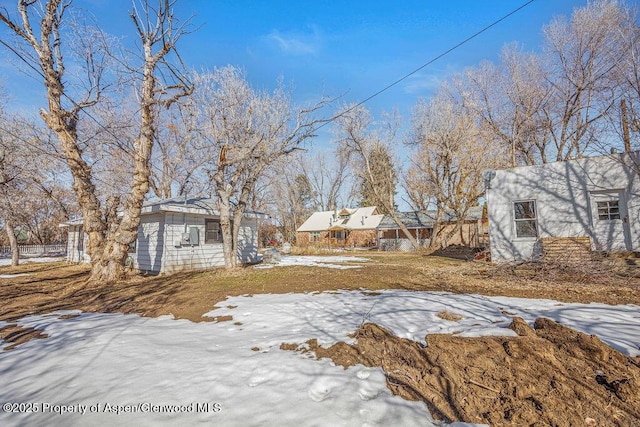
282, 318, 640, 425
427, 244, 483, 261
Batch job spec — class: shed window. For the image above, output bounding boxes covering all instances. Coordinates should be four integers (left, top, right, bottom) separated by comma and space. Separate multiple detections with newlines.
205, 219, 221, 243
596, 200, 620, 220
513, 200, 538, 238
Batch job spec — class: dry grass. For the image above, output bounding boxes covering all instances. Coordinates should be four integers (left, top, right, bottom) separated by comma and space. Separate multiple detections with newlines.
1, 252, 639, 324
436, 311, 463, 322
289, 246, 349, 255
485, 255, 640, 285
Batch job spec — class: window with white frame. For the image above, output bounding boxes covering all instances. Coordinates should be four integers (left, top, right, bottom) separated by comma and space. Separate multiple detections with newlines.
513, 200, 538, 238
205, 219, 222, 243
309, 231, 321, 242
596, 200, 620, 220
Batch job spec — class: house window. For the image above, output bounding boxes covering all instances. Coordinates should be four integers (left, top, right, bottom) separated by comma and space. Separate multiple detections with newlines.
513, 200, 538, 238
205, 219, 222, 243
596, 200, 620, 220
309, 231, 321, 242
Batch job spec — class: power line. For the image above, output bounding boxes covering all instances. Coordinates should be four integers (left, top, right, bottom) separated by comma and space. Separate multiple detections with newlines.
319, 0, 537, 130
1, 0, 537, 171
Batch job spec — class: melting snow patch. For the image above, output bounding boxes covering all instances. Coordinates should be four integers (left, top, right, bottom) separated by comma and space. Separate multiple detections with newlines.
0, 257, 64, 267
255, 255, 369, 269
0, 290, 639, 426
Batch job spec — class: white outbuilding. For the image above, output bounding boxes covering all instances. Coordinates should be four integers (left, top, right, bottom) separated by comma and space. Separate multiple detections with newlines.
60, 197, 266, 274
485, 151, 640, 262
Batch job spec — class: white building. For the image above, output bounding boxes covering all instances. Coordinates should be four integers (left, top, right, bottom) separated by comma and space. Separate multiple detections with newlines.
60, 197, 266, 274
485, 151, 640, 262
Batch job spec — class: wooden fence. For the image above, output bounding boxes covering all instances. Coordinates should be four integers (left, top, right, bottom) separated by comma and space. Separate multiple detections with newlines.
0, 244, 67, 257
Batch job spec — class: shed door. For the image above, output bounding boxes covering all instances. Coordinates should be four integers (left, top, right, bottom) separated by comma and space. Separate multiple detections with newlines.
589, 191, 630, 251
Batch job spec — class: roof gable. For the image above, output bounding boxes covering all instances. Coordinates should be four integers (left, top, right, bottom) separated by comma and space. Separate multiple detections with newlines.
297, 206, 383, 232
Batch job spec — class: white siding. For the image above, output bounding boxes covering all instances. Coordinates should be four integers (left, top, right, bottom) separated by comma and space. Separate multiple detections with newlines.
134, 213, 165, 273
487, 152, 640, 262
238, 218, 259, 263
161, 213, 225, 273
65, 225, 89, 263
64, 211, 261, 273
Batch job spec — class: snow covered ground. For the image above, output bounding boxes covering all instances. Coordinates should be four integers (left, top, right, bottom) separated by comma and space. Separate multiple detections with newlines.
0, 273, 32, 278
255, 255, 370, 269
0, 256, 64, 267
1, 289, 639, 426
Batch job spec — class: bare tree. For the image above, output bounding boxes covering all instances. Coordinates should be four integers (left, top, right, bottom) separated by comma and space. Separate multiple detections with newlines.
0, 116, 29, 266
463, 48, 552, 166
461, 1, 636, 165
150, 100, 208, 199
0, 113, 73, 265
194, 66, 331, 268
402, 164, 431, 212
0, 0, 192, 282
540, 0, 628, 160
612, 4, 640, 150
299, 149, 351, 211
333, 104, 420, 250
264, 155, 316, 243
407, 91, 508, 248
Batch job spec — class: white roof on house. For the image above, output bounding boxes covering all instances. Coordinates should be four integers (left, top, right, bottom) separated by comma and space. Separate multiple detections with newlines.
297, 206, 384, 232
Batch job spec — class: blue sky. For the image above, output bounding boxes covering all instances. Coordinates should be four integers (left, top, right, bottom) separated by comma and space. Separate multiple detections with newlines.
2, 0, 599, 118
1, 0, 631, 207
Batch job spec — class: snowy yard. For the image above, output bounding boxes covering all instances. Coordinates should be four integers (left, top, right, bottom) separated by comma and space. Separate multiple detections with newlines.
255, 255, 370, 269
1, 288, 639, 426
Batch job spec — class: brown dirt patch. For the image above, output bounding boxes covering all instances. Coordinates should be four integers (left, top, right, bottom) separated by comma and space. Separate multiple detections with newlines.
1, 253, 639, 343
0, 324, 48, 350
1, 254, 639, 324
1, 254, 639, 322
2, 255, 640, 422
282, 317, 640, 426
436, 310, 463, 321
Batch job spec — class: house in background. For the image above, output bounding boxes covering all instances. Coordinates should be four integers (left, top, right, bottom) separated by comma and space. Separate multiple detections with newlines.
296, 206, 488, 251
485, 151, 640, 263
376, 207, 488, 251
296, 206, 384, 248
376, 211, 434, 251
60, 197, 266, 274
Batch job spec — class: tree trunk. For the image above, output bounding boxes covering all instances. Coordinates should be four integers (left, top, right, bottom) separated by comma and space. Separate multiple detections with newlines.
5, 219, 19, 267
89, 240, 129, 282
387, 210, 421, 250
218, 191, 236, 268
86, 39, 161, 283
429, 207, 445, 249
